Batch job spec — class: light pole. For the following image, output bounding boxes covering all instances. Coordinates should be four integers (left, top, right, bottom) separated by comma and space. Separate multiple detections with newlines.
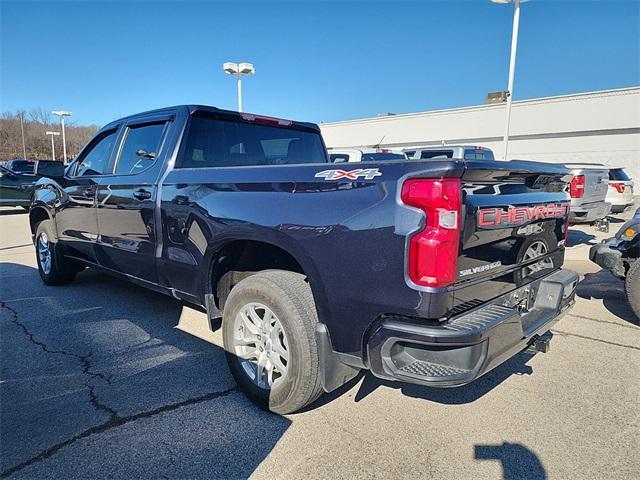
45, 131, 60, 161
223, 62, 255, 112
52, 110, 72, 164
492, 0, 527, 161
19, 111, 27, 160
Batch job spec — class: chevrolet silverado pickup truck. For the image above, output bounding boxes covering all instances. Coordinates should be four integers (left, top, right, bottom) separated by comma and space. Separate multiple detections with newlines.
30, 105, 578, 414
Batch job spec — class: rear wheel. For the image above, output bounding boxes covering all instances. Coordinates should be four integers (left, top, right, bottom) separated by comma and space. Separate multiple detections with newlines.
625, 260, 640, 320
222, 270, 323, 414
35, 220, 77, 286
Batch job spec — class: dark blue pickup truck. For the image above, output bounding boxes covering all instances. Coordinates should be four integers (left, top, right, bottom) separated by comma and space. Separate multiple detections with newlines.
30, 105, 578, 413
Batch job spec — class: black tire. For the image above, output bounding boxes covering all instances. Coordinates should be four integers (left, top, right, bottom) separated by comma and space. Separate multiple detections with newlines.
625, 260, 640, 320
222, 270, 323, 414
34, 220, 77, 286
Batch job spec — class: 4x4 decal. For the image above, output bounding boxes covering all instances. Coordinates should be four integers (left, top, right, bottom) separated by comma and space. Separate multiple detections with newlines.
315, 168, 382, 181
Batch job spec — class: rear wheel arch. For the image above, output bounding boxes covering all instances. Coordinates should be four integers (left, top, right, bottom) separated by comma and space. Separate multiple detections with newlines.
207, 239, 319, 310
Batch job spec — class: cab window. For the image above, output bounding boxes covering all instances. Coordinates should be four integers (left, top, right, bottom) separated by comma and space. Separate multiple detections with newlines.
75, 129, 118, 176
114, 122, 167, 175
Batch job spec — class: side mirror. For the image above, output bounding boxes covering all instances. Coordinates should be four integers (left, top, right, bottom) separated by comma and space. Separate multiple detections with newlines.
35, 160, 65, 178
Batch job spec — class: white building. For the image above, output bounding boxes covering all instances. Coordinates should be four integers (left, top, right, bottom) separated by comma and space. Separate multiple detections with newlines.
320, 87, 640, 181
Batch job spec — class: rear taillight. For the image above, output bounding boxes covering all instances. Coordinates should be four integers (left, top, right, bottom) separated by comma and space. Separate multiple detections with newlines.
609, 181, 625, 193
569, 175, 585, 198
401, 178, 462, 288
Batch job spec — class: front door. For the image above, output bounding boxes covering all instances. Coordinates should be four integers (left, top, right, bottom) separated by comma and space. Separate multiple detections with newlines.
55, 128, 120, 262
95, 117, 171, 283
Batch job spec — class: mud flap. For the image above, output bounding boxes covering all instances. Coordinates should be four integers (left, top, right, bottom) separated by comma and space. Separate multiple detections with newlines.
315, 323, 361, 393
205, 293, 223, 332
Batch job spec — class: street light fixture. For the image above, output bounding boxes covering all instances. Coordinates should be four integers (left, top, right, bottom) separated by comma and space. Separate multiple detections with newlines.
223, 62, 255, 112
45, 131, 61, 161
491, 0, 528, 161
52, 110, 72, 164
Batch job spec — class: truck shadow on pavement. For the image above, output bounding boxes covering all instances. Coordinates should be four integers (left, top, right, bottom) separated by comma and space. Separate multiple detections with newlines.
576, 269, 639, 326
0, 262, 290, 479
475, 442, 547, 480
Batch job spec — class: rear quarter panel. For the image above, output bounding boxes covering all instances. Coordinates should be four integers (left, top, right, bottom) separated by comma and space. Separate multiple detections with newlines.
158, 160, 464, 356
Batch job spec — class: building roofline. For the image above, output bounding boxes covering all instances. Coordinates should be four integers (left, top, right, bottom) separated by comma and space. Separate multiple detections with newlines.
321, 86, 640, 127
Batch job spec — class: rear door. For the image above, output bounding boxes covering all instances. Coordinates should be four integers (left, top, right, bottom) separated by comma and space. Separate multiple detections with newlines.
95, 114, 173, 283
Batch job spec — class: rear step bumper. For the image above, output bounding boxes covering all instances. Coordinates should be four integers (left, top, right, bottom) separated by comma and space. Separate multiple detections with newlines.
366, 268, 578, 387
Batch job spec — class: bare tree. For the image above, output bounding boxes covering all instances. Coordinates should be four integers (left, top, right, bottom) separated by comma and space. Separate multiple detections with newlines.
0, 109, 98, 161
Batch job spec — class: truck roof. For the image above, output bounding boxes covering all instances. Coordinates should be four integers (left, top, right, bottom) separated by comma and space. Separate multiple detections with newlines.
102, 105, 320, 132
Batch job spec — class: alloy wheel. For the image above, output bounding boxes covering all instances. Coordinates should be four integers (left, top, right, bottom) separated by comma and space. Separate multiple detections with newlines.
232, 302, 289, 389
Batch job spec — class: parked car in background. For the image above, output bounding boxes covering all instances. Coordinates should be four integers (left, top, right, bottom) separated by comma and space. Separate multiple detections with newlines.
2, 159, 36, 174
590, 207, 640, 319
606, 167, 634, 213
403, 145, 495, 161
0, 164, 37, 208
564, 163, 611, 224
30, 104, 578, 414
328, 149, 406, 163
0, 161, 63, 208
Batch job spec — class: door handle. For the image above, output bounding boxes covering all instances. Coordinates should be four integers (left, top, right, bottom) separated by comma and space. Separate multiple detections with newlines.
133, 188, 152, 200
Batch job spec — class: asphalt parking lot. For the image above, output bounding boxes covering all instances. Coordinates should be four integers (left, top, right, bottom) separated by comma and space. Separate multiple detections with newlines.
1, 205, 638, 480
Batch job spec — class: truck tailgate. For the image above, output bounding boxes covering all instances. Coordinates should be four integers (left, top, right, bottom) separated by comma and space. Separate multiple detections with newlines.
452, 160, 572, 313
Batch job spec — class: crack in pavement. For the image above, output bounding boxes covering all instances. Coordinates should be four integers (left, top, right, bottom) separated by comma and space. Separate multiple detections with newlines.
552, 328, 640, 351
1, 300, 115, 420
0, 300, 239, 478
567, 312, 639, 330
0, 386, 239, 478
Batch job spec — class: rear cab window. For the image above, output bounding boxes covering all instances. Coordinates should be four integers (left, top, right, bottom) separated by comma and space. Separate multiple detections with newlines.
464, 148, 495, 160
420, 150, 454, 160
177, 113, 328, 168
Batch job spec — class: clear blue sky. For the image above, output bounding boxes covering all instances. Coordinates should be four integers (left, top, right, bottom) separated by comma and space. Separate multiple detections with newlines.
1, 0, 638, 127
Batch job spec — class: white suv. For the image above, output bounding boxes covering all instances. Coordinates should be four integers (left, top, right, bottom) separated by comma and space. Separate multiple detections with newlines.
606, 167, 635, 213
